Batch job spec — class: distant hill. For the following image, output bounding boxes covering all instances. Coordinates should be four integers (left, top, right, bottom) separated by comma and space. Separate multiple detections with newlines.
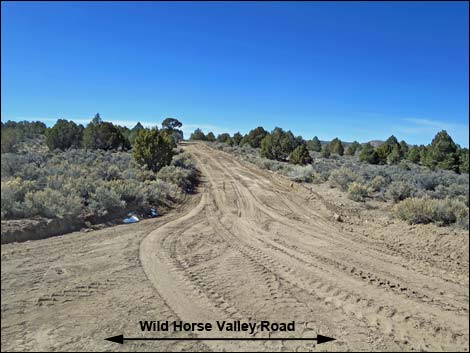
319, 139, 385, 148
367, 140, 385, 147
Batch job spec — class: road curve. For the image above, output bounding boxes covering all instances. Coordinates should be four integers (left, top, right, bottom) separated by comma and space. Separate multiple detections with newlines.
140, 142, 469, 352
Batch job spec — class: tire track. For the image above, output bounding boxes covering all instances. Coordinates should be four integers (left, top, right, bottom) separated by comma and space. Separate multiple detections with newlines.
139, 142, 469, 352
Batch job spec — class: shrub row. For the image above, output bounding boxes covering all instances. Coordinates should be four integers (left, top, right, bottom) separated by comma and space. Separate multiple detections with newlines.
1, 149, 197, 220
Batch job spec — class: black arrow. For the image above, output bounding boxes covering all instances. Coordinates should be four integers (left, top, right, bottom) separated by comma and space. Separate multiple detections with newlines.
105, 334, 336, 345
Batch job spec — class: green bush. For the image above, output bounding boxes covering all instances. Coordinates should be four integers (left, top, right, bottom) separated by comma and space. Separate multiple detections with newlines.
394, 197, 468, 228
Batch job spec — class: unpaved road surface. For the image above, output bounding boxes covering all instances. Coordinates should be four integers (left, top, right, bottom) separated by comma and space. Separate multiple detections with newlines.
2, 142, 469, 351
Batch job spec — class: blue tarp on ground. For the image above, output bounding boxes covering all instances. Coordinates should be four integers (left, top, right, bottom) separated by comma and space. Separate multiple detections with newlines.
123, 215, 139, 224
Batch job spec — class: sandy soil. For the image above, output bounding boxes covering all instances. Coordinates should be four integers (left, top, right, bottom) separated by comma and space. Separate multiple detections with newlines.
2, 142, 469, 351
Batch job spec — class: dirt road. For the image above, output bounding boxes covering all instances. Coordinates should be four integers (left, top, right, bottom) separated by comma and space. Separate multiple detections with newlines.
2, 142, 469, 351
141, 143, 469, 351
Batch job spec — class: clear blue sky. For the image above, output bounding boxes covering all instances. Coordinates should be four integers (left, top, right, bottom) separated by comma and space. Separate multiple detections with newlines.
1, 1, 469, 146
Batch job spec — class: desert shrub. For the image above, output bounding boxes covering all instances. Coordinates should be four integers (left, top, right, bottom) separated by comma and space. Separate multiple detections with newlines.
253, 158, 283, 172
328, 167, 359, 191
108, 180, 145, 204
367, 175, 387, 192
348, 182, 368, 202
286, 165, 315, 182
394, 197, 468, 228
447, 183, 469, 205
24, 188, 83, 219
103, 165, 122, 181
136, 169, 156, 182
415, 173, 439, 191
1, 182, 26, 219
143, 180, 179, 206
157, 165, 196, 191
171, 152, 195, 170
87, 185, 126, 216
1, 178, 39, 218
385, 181, 414, 202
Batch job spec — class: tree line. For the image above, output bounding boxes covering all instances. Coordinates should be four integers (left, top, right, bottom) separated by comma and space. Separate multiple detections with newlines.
2, 118, 467, 174
1, 115, 185, 173
189, 126, 469, 174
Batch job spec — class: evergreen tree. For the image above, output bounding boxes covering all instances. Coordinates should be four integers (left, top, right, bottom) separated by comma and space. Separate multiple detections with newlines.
245, 127, 268, 148
289, 144, 312, 165
330, 137, 344, 156
376, 135, 399, 164
307, 136, 321, 152
399, 140, 409, 155
45, 119, 83, 150
161, 118, 183, 143
217, 133, 232, 144
424, 130, 459, 171
459, 148, 469, 174
232, 132, 243, 146
260, 134, 275, 159
206, 132, 216, 142
260, 127, 300, 161
129, 122, 145, 144
321, 143, 331, 158
82, 114, 130, 150
189, 128, 206, 141
359, 143, 379, 164
133, 128, 174, 172
387, 144, 402, 164
406, 145, 421, 163
345, 141, 361, 156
